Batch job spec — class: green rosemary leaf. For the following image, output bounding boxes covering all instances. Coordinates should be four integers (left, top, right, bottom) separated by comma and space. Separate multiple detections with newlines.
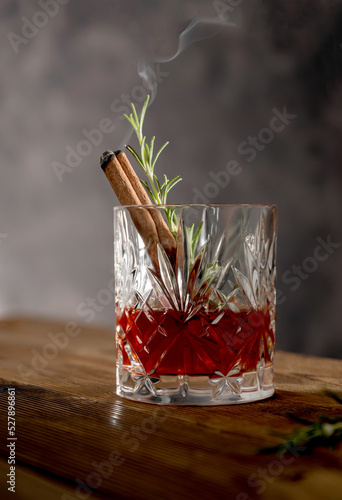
184, 223, 194, 245
159, 175, 167, 193
149, 136, 155, 161
126, 145, 145, 171
144, 142, 150, 163
140, 136, 146, 164
167, 174, 181, 184
184, 223, 195, 264
166, 175, 182, 192
122, 113, 132, 124
131, 103, 140, 133
165, 208, 179, 237
192, 221, 203, 253
153, 174, 161, 191
123, 114, 137, 132
260, 391, 342, 455
151, 141, 169, 170
139, 95, 149, 139
140, 180, 154, 200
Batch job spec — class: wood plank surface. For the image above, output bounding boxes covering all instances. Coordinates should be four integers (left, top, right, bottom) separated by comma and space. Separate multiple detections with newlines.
0, 318, 341, 500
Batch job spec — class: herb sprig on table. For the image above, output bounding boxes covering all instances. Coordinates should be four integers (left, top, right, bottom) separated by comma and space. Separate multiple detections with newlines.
261, 391, 342, 455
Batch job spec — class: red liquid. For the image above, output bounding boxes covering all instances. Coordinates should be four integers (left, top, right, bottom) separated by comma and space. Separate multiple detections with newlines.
117, 307, 274, 378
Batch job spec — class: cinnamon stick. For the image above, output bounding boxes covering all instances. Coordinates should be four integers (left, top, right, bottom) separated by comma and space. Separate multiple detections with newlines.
101, 151, 160, 271
115, 150, 176, 257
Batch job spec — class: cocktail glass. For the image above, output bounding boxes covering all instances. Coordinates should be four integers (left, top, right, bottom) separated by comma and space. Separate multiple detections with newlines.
115, 204, 277, 405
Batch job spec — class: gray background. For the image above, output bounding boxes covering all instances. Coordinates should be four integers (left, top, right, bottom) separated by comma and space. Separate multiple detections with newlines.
0, 0, 341, 357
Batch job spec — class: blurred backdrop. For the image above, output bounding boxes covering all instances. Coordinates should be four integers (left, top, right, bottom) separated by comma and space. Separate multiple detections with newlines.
0, 0, 341, 357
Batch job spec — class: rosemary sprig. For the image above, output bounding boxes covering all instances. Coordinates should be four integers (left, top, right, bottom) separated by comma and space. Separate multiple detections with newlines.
123, 95, 214, 273
184, 222, 204, 270
124, 95, 181, 236
184, 221, 219, 281
260, 391, 342, 455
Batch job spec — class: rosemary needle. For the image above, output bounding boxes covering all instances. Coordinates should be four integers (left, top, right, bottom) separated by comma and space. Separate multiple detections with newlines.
260, 391, 342, 455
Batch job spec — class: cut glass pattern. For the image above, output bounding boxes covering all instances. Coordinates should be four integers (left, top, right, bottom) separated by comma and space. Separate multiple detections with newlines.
114, 204, 277, 405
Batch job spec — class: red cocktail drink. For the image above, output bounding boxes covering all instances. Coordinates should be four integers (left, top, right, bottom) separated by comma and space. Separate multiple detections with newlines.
117, 305, 274, 378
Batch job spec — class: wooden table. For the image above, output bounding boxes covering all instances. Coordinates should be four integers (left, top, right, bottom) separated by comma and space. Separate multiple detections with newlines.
0, 318, 341, 500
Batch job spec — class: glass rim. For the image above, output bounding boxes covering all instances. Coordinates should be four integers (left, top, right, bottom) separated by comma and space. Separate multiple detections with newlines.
114, 203, 277, 211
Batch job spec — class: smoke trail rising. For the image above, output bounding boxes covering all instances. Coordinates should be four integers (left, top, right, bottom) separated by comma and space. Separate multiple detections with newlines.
139, 9, 240, 104
121, 3, 242, 147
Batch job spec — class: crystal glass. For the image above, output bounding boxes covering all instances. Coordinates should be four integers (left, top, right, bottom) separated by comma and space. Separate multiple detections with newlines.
114, 204, 277, 405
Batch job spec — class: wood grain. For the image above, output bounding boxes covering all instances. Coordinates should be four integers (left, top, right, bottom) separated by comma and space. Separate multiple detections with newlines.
0, 318, 341, 500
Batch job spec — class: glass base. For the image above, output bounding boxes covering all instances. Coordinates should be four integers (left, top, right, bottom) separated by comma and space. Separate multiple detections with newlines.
116, 363, 274, 406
